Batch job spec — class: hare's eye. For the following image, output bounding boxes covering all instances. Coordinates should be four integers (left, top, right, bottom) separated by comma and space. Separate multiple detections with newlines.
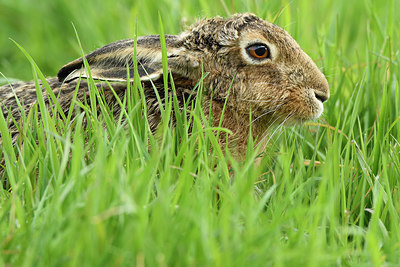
246, 44, 270, 59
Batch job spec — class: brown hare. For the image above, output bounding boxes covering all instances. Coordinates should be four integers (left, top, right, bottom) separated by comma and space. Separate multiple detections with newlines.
0, 13, 329, 162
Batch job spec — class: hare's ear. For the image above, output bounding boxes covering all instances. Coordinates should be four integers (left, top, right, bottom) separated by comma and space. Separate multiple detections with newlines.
57, 35, 201, 84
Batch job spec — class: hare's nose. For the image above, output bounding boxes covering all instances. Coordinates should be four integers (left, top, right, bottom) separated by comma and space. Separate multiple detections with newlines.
313, 77, 330, 103
314, 90, 329, 103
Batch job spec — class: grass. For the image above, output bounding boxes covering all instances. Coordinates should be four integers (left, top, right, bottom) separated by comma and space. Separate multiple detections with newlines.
1, 0, 400, 266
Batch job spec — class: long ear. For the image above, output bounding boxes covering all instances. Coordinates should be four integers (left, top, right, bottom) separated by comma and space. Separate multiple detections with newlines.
57, 35, 201, 84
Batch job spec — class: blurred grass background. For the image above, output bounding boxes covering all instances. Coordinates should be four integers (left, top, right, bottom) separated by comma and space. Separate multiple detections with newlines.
1, 0, 400, 266
2, 0, 395, 82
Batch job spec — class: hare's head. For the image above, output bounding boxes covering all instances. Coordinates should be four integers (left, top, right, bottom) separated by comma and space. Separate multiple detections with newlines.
58, 13, 329, 128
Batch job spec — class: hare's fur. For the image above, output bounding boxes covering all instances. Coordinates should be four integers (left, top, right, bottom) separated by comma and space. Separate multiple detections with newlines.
0, 13, 329, 161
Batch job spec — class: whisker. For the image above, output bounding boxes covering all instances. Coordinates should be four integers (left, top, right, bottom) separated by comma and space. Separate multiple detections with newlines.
250, 108, 278, 125
254, 114, 286, 148
266, 113, 295, 143
254, 112, 295, 149
253, 82, 286, 87
241, 98, 288, 103
249, 102, 288, 125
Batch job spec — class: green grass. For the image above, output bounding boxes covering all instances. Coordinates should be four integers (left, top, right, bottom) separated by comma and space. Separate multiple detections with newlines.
1, 0, 400, 266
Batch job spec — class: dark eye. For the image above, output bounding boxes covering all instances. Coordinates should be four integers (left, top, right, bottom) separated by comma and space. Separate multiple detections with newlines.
246, 44, 270, 59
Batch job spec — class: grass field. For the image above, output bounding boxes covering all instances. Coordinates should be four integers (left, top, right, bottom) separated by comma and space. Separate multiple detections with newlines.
1, 0, 400, 266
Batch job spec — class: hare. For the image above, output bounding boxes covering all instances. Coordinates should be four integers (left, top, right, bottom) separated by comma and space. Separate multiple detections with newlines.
0, 13, 329, 162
